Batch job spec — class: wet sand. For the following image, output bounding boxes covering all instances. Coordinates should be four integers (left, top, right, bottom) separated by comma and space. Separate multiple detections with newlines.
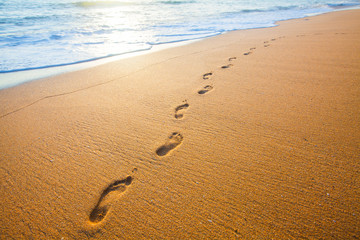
0, 9, 359, 239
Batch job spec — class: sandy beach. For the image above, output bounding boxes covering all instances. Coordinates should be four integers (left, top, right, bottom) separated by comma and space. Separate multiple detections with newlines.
1, 9, 359, 239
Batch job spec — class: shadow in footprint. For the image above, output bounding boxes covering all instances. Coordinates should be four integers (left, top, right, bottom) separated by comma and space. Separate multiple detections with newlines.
229, 57, 237, 61
89, 176, 133, 224
175, 102, 189, 119
221, 64, 233, 69
198, 85, 214, 95
203, 72, 213, 80
156, 132, 183, 157
244, 52, 252, 56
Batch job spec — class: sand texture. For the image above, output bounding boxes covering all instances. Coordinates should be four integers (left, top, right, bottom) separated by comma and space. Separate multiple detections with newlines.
1, 10, 360, 239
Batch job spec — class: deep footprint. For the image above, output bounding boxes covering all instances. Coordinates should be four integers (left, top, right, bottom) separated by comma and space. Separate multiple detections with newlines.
156, 132, 183, 156
198, 85, 214, 95
203, 72, 213, 80
89, 176, 133, 224
175, 102, 189, 119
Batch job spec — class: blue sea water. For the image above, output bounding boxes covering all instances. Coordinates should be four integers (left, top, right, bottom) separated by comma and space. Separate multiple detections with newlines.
0, 0, 359, 74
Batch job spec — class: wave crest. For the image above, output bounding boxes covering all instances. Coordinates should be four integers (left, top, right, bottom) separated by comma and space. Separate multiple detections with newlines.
74, 1, 138, 8
159, 0, 195, 4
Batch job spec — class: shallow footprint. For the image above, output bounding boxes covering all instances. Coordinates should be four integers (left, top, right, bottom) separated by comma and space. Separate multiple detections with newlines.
229, 57, 237, 61
89, 176, 133, 224
221, 64, 233, 69
156, 132, 183, 156
175, 102, 189, 119
198, 85, 214, 95
203, 72, 213, 80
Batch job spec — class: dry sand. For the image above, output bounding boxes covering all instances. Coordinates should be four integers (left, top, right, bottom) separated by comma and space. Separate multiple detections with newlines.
1, 9, 360, 239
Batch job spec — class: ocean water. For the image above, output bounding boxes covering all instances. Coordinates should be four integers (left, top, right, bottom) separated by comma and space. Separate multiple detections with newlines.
0, 0, 359, 74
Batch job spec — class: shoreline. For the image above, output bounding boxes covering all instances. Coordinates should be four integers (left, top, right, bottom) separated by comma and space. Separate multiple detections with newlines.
1, 6, 359, 90
0, 39, 203, 90
1, 9, 359, 239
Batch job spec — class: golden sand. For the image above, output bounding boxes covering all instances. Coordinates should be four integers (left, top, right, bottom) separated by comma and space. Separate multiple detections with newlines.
0, 9, 359, 239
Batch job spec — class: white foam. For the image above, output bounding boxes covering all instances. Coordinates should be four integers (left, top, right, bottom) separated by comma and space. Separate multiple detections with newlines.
0, 39, 200, 89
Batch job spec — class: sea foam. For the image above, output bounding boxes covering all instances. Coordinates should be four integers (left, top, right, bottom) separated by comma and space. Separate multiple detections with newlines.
0, 0, 359, 79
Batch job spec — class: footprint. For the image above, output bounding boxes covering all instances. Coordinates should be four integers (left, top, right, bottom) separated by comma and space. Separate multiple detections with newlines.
250, 47, 256, 50
156, 132, 183, 156
198, 85, 214, 95
203, 72, 213, 80
264, 44, 270, 47
229, 57, 237, 61
221, 64, 233, 69
244, 52, 252, 56
175, 102, 189, 119
89, 176, 133, 224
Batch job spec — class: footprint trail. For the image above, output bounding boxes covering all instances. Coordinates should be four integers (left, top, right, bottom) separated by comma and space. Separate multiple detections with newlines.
156, 132, 183, 156
175, 102, 189, 119
89, 176, 133, 224
221, 64, 233, 69
198, 85, 214, 95
203, 72, 213, 80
